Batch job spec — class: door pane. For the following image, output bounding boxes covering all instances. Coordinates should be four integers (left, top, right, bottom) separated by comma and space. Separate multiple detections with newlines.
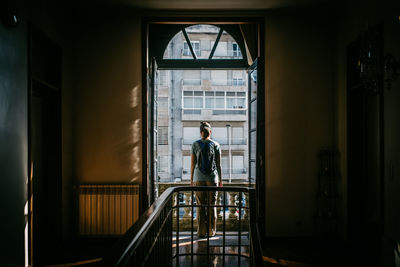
250, 69, 257, 100
250, 131, 256, 160
250, 100, 257, 129
250, 161, 256, 183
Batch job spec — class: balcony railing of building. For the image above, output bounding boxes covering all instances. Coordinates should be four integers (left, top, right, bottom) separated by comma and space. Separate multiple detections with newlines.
182, 169, 247, 175
182, 138, 247, 145
182, 109, 247, 115
182, 79, 246, 86
102, 186, 264, 267
222, 168, 247, 174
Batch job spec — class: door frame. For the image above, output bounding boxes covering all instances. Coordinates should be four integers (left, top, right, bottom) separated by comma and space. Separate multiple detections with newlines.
141, 16, 266, 238
28, 24, 62, 265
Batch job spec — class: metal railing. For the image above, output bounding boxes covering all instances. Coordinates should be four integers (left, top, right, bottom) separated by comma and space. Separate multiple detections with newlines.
102, 186, 264, 267
182, 138, 247, 145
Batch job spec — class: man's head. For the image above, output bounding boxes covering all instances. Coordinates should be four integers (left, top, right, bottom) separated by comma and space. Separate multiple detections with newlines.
200, 121, 211, 139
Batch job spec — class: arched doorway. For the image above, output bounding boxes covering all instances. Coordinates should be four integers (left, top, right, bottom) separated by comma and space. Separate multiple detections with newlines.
142, 19, 265, 236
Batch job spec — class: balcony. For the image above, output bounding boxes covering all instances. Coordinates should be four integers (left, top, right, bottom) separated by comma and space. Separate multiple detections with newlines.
182, 138, 247, 153
182, 108, 247, 122
182, 137, 246, 146
102, 186, 264, 267
181, 79, 247, 91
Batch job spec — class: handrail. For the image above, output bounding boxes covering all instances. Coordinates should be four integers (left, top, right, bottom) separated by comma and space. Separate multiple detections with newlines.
102, 186, 264, 267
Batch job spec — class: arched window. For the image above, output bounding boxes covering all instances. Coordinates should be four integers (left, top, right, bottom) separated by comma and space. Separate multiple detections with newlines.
149, 24, 249, 69
163, 24, 243, 60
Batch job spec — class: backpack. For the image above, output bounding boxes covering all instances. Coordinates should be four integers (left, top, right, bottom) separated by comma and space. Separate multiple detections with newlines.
196, 140, 216, 175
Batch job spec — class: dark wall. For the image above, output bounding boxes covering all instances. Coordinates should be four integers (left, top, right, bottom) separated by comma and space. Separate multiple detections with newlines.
335, 0, 400, 265
383, 18, 400, 263
0, 19, 28, 266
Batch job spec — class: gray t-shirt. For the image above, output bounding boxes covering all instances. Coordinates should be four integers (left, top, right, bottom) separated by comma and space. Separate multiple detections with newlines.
191, 139, 221, 182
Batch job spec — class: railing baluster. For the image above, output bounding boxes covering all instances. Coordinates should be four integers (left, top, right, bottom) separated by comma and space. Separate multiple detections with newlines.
191, 190, 194, 267
217, 191, 222, 220
207, 188, 210, 267
243, 192, 249, 221
184, 192, 191, 218
223, 191, 226, 267
229, 192, 236, 219
238, 191, 242, 267
176, 192, 179, 267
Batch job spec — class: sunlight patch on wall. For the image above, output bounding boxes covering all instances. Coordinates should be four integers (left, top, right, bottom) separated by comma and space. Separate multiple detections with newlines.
131, 119, 140, 144
130, 118, 141, 182
130, 146, 140, 182
130, 85, 140, 108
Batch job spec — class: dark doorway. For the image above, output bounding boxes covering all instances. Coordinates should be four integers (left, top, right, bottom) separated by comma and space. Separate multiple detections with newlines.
29, 26, 62, 265
346, 25, 383, 266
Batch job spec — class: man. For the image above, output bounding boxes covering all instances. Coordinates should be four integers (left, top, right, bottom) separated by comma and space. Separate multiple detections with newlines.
190, 121, 223, 238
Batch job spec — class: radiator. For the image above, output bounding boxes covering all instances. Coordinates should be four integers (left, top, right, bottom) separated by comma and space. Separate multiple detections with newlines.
78, 184, 140, 235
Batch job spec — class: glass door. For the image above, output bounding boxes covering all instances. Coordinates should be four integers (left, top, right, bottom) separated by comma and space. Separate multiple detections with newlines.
248, 59, 257, 188
149, 57, 159, 203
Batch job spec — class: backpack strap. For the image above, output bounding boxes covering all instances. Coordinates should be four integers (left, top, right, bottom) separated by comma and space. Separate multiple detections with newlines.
196, 139, 204, 150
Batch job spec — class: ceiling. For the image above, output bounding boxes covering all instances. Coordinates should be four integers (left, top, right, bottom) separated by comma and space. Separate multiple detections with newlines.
115, 0, 333, 10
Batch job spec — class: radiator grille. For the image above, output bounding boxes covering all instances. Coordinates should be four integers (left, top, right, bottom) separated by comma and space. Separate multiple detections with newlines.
78, 184, 140, 235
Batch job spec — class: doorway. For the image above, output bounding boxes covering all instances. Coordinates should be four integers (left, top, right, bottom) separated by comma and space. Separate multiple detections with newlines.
142, 19, 265, 236
29, 26, 62, 265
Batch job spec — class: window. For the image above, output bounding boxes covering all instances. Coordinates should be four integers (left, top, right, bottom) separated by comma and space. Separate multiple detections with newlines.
204, 91, 224, 109
211, 40, 227, 57
183, 91, 203, 109
232, 127, 245, 145
205, 91, 215, 109
232, 155, 245, 174
158, 156, 168, 173
212, 127, 228, 145
215, 91, 225, 108
158, 126, 168, 145
183, 127, 199, 144
222, 156, 229, 174
232, 42, 242, 57
232, 70, 245, 86
189, 91, 246, 110
232, 78, 244, 86
226, 92, 246, 109
183, 41, 200, 57
159, 70, 169, 86
157, 97, 168, 120
183, 156, 191, 174
183, 70, 201, 85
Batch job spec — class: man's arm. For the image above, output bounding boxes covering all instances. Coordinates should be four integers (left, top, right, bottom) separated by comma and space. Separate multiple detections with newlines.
190, 154, 196, 186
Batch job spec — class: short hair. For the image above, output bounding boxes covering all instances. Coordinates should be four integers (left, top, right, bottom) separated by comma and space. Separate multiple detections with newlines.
200, 121, 211, 138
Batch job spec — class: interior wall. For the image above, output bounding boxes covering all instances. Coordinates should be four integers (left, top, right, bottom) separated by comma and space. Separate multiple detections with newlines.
70, 8, 338, 238
264, 12, 336, 236
71, 9, 142, 184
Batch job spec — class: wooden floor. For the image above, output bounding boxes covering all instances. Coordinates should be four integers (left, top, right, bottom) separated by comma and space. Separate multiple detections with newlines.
172, 232, 250, 267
